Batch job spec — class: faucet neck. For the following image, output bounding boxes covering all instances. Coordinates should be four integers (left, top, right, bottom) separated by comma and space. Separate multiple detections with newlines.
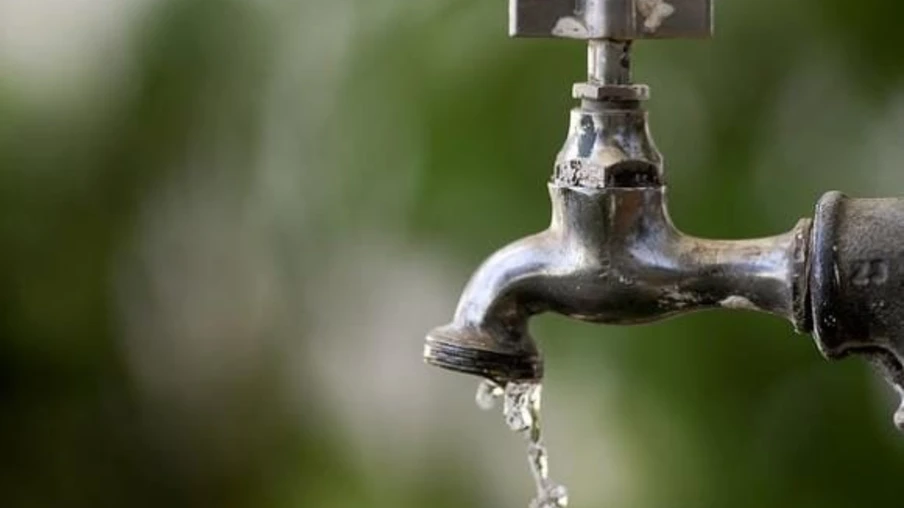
549, 184, 667, 247
587, 39, 632, 85
557, 41, 662, 189
553, 99, 662, 188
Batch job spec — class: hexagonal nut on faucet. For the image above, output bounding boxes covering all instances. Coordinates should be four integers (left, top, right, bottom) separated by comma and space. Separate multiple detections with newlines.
572, 83, 651, 101
510, 0, 713, 40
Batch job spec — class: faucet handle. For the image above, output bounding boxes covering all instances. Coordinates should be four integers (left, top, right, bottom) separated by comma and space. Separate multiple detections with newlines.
510, 0, 713, 40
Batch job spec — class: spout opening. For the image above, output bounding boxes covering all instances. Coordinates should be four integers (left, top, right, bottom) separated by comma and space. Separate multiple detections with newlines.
424, 325, 542, 382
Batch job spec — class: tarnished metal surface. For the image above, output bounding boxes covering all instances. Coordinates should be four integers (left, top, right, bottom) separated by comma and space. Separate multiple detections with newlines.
809, 192, 904, 431
510, 0, 713, 40
553, 99, 661, 187
424, 87, 811, 383
424, 26, 809, 386
425, 180, 810, 383
576, 40, 648, 99
588, 40, 632, 84
426, 0, 904, 432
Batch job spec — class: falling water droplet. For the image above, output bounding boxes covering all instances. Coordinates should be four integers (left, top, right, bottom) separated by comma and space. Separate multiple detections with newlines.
476, 379, 504, 410
894, 385, 904, 432
476, 380, 569, 508
503, 382, 536, 433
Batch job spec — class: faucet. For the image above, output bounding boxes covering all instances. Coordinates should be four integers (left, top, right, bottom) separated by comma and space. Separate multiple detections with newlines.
424, 0, 904, 431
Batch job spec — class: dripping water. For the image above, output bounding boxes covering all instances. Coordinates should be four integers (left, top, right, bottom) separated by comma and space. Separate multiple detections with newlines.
476, 379, 568, 508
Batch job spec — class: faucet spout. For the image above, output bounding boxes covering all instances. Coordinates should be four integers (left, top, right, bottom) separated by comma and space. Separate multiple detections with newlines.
425, 182, 811, 383
424, 223, 569, 382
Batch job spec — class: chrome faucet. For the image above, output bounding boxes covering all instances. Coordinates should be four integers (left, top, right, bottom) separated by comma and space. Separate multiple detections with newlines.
424, 0, 904, 431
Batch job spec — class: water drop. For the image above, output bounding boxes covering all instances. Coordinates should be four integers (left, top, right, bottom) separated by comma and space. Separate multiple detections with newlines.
547, 484, 569, 507
476, 379, 503, 410
478, 380, 568, 508
531, 484, 570, 508
894, 385, 904, 432
503, 382, 537, 433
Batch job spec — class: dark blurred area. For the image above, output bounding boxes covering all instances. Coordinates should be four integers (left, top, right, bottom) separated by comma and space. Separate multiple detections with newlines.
1, 0, 904, 506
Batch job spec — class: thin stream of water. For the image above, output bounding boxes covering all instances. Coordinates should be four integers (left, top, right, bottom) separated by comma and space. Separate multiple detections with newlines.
476, 379, 568, 508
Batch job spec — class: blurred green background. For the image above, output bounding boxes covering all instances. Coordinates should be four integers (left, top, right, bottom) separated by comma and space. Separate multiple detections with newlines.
2, 0, 904, 506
